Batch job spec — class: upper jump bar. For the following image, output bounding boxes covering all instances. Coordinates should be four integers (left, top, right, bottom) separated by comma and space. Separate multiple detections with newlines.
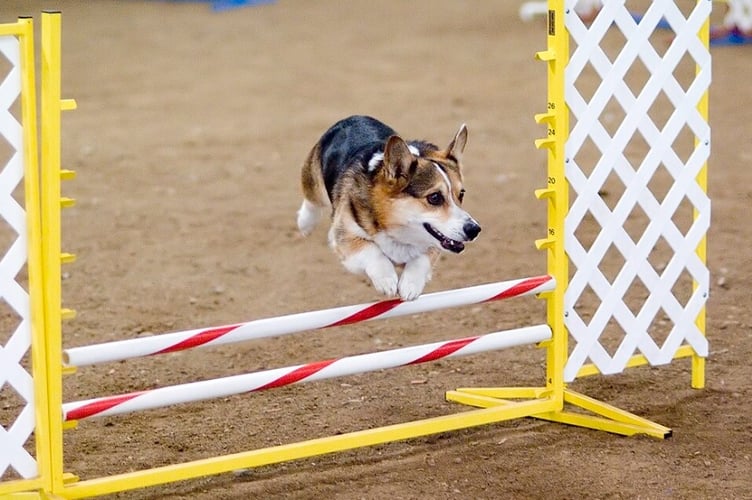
63, 275, 554, 367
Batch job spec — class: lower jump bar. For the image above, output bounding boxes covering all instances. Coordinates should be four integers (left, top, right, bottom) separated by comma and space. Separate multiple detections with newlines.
63, 324, 551, 421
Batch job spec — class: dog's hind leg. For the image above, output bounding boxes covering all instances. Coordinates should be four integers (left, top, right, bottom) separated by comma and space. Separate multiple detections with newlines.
297, 145, 329, 236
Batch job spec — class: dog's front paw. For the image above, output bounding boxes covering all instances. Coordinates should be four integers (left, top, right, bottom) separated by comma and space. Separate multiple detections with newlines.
370, 271, 399, 298
365, 260, 399, 297
398, 275, 426, 301
398, 255, 432, 301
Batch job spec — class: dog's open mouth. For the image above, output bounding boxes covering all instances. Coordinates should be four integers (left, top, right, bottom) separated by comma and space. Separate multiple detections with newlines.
423, 223, 465, 253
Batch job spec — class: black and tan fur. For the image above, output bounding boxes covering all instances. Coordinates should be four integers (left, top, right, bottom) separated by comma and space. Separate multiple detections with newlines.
297, 115, 480, 300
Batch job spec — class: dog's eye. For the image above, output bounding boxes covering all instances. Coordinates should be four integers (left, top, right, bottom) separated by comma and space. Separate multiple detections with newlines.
458, 189, 465, 204
426, 192, 444, 206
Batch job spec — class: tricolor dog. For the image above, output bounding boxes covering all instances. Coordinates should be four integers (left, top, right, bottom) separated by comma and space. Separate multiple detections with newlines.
297, 115, 481, 300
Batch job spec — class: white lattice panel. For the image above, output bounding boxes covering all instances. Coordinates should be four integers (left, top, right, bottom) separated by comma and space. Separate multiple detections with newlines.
564, 1, 711, 381
0, 34, 36, 480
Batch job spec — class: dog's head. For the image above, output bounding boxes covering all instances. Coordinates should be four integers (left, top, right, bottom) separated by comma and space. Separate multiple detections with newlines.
372, 124, 481, 253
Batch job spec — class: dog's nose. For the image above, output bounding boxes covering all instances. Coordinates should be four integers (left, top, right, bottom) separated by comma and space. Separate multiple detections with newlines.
464, 221, 481, 241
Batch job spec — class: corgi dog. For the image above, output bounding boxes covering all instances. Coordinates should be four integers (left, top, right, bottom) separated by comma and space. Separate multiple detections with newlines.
297, 115, 481, 300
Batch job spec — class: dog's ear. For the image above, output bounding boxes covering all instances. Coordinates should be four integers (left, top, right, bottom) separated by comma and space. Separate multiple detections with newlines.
382, 135, 417, 187
445, 124, 468, 162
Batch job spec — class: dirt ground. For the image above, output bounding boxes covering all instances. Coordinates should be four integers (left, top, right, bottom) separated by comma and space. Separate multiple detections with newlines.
1, 1, 752, 498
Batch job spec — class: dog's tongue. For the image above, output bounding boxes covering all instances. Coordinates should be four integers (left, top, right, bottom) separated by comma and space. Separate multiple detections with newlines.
442, 238, 465, 253
424, 223, 466, 254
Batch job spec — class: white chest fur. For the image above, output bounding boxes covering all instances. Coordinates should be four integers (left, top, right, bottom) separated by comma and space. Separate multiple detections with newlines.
373, 232, 426, 264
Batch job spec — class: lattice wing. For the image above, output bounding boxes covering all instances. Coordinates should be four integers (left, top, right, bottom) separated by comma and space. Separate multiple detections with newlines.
563, 1, 711, 381
0, 34, 37, 480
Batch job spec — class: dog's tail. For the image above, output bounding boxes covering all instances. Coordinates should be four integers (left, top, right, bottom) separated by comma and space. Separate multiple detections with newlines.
297, 144, 329, 236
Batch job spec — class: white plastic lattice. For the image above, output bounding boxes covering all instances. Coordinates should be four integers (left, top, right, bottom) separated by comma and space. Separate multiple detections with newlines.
563, 0, 711, 381
0, 34, 36, 479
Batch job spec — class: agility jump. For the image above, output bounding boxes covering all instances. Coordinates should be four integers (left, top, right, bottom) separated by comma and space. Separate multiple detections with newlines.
0, 1, 711, 498
61, 275, 554, 420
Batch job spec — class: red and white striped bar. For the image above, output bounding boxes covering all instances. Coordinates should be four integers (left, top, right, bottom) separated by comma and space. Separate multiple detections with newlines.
64, 275, 554, 367
62, 324, 551, 421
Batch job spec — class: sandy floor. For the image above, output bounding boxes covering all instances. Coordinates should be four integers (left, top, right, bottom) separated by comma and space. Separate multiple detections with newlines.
1, 1, 751, 498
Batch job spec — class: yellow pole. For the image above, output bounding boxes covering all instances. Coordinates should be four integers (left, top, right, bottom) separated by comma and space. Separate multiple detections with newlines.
40, 11, 77, 495
17, 16, 51, 496
692, 1, 710, 390
535, 0, 569, 407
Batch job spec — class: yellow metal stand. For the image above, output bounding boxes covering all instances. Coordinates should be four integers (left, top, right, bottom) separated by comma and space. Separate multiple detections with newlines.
447, 388, 670, 439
